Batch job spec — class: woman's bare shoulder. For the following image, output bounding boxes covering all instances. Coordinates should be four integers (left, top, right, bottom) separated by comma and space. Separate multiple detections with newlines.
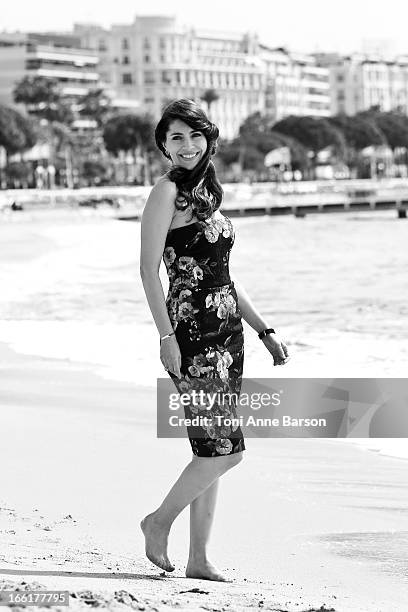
147, 174, 177, 201
154, 173, 177, 191
142, 175, 177, 227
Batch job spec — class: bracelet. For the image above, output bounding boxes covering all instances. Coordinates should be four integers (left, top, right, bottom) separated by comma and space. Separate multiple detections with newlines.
258, 328, 276, 340
160, 331, 175, 342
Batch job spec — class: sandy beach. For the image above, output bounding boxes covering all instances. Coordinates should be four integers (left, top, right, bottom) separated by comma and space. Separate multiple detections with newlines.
1, 209, 408, 610
1, 340, 408, 612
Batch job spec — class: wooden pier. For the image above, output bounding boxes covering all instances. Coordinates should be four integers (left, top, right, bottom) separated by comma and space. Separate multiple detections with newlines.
2, 180, 408, 221
116, 196, 408, 222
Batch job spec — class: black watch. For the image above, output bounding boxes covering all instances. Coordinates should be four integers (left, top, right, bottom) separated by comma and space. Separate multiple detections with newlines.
258, 328, 276, 340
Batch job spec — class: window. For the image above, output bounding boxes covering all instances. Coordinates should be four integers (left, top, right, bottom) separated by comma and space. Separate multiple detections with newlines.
26, 59, 41, 70
162, 71, 172, 84
98, 40, 107, 52
144, 71, 155, 84
144, 55, 150, 64
122, 38, 129, 51
308, 87, 324, 95
122, 56, 130, 65
143, 38, 151, 49
122, 73, 132, 84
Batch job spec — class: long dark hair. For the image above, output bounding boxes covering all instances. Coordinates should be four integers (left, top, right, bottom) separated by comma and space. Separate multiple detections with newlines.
155, 98, 223, 221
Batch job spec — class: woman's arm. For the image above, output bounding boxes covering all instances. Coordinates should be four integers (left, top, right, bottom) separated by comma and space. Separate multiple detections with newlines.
231, 273, 289, 365
140, 177, 182, 377
231, 274, 271, 333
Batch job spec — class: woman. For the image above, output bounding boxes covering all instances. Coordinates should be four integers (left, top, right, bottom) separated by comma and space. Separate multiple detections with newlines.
140, 99, 289, 581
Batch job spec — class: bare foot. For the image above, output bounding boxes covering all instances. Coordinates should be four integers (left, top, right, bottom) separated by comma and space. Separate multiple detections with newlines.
186, 559, 231, 582
140, 513, 175, 572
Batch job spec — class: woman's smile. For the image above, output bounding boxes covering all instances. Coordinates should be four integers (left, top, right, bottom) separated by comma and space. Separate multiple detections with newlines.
178, 151, 200, 161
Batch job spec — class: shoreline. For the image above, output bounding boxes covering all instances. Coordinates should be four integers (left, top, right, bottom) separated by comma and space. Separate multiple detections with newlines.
1, 341, 408, 611
2, 329, 408, 460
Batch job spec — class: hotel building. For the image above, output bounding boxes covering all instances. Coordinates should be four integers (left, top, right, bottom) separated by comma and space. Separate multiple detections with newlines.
315, 52, 408, 116
74, 17, 333, 138
74, 16, 265, 139
260, 45, 331, 122
0, 32, 100, 106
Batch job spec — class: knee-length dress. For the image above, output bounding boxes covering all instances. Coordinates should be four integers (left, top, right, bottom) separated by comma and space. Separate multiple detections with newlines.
163, 210, 245, 457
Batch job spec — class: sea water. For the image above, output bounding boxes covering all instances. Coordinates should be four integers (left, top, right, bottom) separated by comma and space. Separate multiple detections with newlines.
0, 208, 407, 458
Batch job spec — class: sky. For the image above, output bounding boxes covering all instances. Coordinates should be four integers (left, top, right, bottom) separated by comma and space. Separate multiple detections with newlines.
1, 0, 408, 55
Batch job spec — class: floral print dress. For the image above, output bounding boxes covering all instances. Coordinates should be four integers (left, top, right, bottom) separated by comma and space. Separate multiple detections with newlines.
163, 210, 245, 457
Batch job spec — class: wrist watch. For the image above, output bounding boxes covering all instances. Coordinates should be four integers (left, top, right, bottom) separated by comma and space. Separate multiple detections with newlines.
258, 328, 276, 340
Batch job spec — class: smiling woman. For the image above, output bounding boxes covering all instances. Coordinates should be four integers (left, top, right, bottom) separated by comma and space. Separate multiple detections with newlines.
139, 98, 289, 582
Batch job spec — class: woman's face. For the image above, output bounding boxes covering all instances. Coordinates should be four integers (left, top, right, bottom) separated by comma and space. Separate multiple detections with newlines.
164, 119, 208, 169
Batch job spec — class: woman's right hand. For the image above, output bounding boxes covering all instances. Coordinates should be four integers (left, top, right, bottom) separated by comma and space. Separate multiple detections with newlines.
160, 336, 182, 378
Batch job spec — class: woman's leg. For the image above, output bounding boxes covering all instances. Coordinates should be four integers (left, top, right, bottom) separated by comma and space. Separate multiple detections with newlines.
186, 479, 228, 580
141, 452, 243, 572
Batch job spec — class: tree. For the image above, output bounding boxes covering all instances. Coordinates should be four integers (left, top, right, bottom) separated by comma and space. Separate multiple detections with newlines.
229, 112, 310, 174
0, 105, 38, 188
358, 109, 408, 150
216, 138, 241, 166
14, 75, 60, 106
272, 115, 346, 159
267, 131, 311, 172
82, 159, 110, 186
13, 76, 80, 185
13, 75, 74, 124
200, 89, 219, 115
327, 113, 386, 177
236, 112, 275, 172
0, 107, 28, 154
78, 88, 113, 127
239, 112, 273, 142
328, 114, 385, 150
103, 113, 156, 184
0, 106, 38, 154
6, 161, 32, 188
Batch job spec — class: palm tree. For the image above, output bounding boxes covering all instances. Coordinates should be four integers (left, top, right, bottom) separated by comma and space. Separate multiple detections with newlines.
13, 75, 73, 124
13, 75, 76, 185
200, 89, 219, 117
78, 88, 112, 128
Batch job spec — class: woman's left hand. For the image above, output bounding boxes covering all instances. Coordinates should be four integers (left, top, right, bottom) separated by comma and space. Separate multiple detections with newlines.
261, 333, 290, 366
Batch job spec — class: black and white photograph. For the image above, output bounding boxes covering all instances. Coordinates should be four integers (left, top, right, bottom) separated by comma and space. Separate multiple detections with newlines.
0, 1, 407, 611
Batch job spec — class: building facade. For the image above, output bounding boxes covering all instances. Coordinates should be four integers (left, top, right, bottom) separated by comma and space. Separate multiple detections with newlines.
74, 16, 265, 139
315, 52, 408, 116
260, 46, 331, 122
0, 32, 100, 106
0, 20, 335, 141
